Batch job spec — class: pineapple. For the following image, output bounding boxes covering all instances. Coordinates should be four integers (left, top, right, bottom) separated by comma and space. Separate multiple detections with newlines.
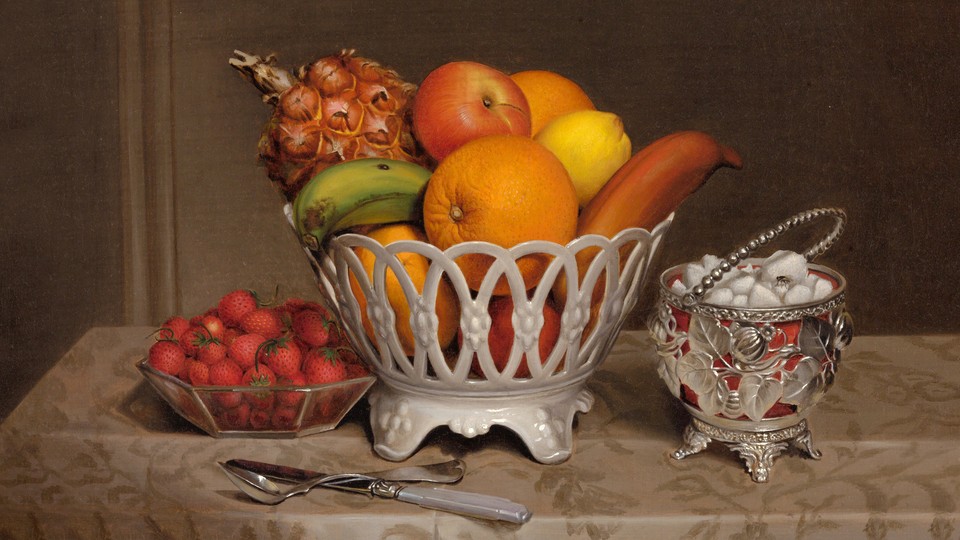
230, 49, 427, 200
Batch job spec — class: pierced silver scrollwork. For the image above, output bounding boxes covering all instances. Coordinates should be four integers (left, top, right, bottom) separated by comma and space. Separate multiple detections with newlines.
649, 298, 844, 422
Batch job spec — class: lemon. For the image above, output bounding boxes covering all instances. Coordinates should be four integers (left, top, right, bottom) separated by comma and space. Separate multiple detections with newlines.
534, 110, 631, 207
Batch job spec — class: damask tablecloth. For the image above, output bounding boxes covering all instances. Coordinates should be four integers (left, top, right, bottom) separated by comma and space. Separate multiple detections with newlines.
1, 327, 958, 539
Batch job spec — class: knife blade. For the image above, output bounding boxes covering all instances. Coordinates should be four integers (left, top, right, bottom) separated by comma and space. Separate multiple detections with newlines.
224, 458, 465, 485
322, 474, 533, 524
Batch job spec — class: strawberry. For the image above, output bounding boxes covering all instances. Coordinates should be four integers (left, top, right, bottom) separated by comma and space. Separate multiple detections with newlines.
303, 347, 348, 385
197, 337, 227, 365
257, 337, 302, 378
187, 359, 210, 385
338, 347, 360, 364
242, 363, 277, 409
271, 406, 299, 429
208, 359, 243, 386
218, 289, 259, 328
178, 325, 212, 357
246, 389, 276, 410
176, 359, 193, 382
148, 339, 186, 375
317, 388, 350, 422
213, 391, 244, 409
160, 316, 191, 341
217, 401, 250, 429
241, 308, 283, 339
222, 327, 241, 346
281, 371, 306, 386
277, 297, 327, 316
277, 372, 306, 407
346, 362, 371, 380
328, 324, 347, 347
199, 314, 226, 341
228, 333, 266, 369
249, 408, 272, 429
189, 307, 218, 327
242, 364, 277, 387
292, 309, 335, 347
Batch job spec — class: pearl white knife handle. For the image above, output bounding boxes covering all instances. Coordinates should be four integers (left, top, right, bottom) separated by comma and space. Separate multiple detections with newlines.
394, 485, 532, 524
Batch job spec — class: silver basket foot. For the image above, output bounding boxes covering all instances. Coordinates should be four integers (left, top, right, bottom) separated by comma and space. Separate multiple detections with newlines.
671, 417, 821, 483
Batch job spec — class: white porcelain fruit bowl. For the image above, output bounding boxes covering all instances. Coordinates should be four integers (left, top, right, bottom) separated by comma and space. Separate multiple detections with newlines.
285, 205, 672, 463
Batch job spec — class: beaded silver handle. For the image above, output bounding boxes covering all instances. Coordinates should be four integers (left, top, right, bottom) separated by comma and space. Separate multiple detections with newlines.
680, 207, 847, 307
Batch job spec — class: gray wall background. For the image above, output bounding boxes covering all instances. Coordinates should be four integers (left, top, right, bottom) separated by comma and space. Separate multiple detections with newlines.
2, 1, 958, 420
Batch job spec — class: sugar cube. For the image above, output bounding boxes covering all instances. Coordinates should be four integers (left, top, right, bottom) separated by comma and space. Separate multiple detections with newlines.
670, 278, 687, 294
748, 283, 781, 308
703, 286, 734, 305
700, 254, 722, 272
784, 284, 814, 305
725, 270, 756, 295
682, 263, 708, 289
681, 254, 723, 289
760, 250, 808, 285
812, 276, 834, 300
678, 244, 841, 309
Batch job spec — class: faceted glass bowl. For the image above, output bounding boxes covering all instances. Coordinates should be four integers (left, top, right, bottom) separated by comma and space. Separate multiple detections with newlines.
137, 358, 375, 438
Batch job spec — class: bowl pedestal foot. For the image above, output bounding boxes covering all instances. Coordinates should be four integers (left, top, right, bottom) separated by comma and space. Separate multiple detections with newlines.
367, 381, 595, 464
671, 417, 821, 483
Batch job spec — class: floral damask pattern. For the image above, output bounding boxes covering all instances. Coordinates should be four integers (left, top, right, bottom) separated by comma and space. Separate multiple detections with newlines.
0, 327, 957, 539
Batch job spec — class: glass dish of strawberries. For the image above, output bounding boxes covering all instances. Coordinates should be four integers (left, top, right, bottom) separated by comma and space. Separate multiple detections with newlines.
136, 290, 375, 438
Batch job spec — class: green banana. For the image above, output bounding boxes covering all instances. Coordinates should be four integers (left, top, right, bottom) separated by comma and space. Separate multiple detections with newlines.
293, 158, 433, 249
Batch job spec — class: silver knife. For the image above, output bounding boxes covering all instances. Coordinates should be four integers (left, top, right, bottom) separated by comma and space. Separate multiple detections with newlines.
224, 458, 465, 485
320, 473, 533, 524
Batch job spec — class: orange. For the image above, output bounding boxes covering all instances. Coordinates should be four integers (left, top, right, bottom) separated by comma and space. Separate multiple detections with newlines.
510, 70, 596, 136
422, 135, 579, 295
349, 223, 460, 355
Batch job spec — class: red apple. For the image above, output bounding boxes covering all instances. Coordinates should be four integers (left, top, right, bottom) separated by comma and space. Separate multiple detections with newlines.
413, 61, 531, 161
466, 296, 561, 378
